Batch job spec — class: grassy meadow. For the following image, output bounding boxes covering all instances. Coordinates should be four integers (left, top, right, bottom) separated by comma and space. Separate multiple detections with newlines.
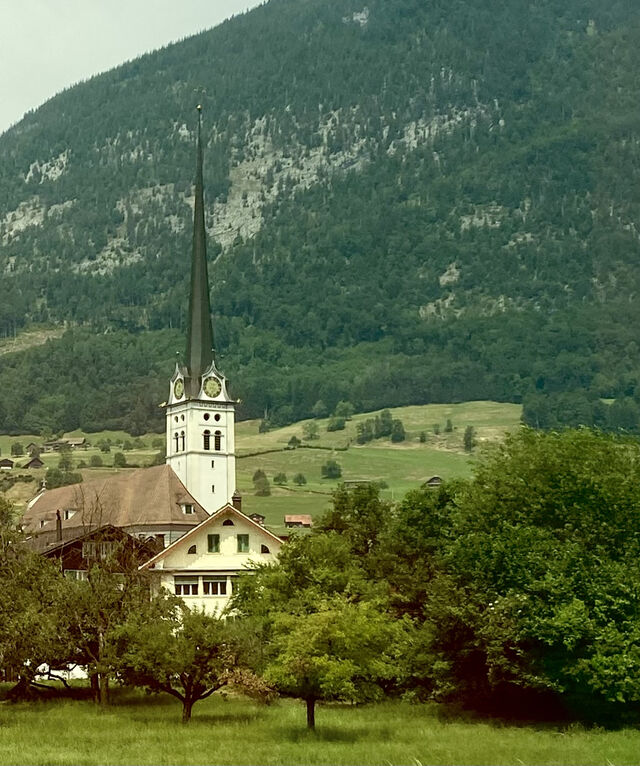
1, 690, 639, 766
2, 401, 522, 530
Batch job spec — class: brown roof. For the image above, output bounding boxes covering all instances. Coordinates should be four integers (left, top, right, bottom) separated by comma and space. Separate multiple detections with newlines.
22, 464, 209, 541
284, 514, 313, 526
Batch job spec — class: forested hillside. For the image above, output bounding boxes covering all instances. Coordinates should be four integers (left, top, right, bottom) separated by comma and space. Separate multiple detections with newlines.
1, 0, 640, 433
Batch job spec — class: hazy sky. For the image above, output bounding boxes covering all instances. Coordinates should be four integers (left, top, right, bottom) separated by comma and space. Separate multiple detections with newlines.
0, 0, 262, 135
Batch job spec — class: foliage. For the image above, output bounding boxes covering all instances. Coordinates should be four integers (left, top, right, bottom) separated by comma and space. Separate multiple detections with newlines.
320, 459, 342, 479
265, 599, 406, 728
326, 416, 346, 432
113, 452, 127, 468
390, 419, 406, 443
302, 422, 319, 441
273, 472, 287, 485
10, 442, 24, 457
463, 425, 476, 451
45, 467, 83, 489
293, 472, 307, 485
116, 602, 271, 723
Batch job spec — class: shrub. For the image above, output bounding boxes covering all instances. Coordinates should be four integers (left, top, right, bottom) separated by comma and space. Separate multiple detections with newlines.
327, 416, 346, 432
321, 459, 342, 479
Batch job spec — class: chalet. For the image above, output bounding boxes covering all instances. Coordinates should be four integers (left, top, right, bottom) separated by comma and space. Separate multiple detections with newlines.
42, 437, 87, 453
0, 458, 14, 471
140, 504, 282, 614
284, 514, 313, 529
249, 512, 266, 525
22, 457, 44, 469
42, 524, 160, 580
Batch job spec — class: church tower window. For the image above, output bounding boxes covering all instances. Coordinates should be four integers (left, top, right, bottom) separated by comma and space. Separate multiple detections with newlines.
203, 430, 211, 450
180, 431, 185, 451
214, 431, 222, 451
174, 433, 179, 453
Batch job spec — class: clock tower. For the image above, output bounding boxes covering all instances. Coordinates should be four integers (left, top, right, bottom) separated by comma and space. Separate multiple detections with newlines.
165, 106, 236, 513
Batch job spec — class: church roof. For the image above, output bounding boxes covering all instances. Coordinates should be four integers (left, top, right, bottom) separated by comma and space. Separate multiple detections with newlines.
185, 106, 215, 398
22, 464, 209, 546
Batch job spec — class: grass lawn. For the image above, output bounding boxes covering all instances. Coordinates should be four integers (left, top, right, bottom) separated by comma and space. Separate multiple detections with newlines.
0, 691, 638, 766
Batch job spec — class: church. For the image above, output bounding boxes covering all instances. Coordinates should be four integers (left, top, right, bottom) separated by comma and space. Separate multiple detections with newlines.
21, 108, 283, 613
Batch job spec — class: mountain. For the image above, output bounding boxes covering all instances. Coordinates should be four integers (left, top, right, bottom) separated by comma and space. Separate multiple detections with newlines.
1, 0, 640, 435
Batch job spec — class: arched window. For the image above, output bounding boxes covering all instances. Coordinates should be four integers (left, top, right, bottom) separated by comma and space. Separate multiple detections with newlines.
180, 431, 185, 451
261, 544, 270, 554
203, 430, 210, 450
214, 430, 222, 451
222, 519, 234, 527
174, 433, 179, 452
187, 544, 197, 555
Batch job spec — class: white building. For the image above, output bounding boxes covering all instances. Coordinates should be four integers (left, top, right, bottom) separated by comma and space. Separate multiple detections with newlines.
140, 503, 282, 614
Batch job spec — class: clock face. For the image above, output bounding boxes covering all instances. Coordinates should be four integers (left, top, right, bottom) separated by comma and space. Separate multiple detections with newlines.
173, 379, 184, 400
203, 376, 222, 398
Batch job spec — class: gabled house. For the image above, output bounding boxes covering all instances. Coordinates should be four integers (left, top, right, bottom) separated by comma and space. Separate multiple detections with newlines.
0, 458, 14, 471
140, 504, 283, 614
22, 457, 44, 469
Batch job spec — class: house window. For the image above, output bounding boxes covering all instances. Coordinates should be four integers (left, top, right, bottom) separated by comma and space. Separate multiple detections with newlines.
203, 578, 227, 596
63, 509, 75, 520
207, 534, 220, 553
39, 519, 46, 529
174, 576, 198, 596
214, 431, 222, 451
261, 544, 270, 554
203, 430, 211, 450
229, 576, 239, 593
182, 504, 195, 515
64, 569, 88, 581
237, 534, 249, 553
82, 541, 118, 560
222, 519, 234, 527
187, 544, 197, 555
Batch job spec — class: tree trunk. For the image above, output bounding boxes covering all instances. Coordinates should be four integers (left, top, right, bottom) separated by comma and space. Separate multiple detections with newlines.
98, 673, 110, 706
306, 697, 316, 729
89, 671, 100, 703
182, 698, 193, 724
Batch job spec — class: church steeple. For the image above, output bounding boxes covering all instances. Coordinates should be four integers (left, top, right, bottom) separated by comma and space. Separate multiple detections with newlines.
165, 106, 237, 514
185, 105, 214, 398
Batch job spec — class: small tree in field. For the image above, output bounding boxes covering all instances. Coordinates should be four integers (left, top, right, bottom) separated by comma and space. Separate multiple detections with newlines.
273, 473, 287, 485
303, 422, 319, 441
463, 425, 476, 452
117, 603, 270, 723
10, 442, 24, 457
321, 459, 342, 479
265, 600, 404, 729
293, 473, 307, 486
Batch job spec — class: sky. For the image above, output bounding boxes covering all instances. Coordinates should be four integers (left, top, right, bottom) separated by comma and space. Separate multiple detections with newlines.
0, 0, 262, 135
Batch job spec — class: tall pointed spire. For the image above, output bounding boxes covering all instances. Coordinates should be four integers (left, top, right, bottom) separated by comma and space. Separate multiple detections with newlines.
185, 105, 214, 395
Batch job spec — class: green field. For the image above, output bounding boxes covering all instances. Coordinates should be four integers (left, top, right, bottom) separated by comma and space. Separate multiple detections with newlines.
3, 401, 522, 528
0, 690, 637, 766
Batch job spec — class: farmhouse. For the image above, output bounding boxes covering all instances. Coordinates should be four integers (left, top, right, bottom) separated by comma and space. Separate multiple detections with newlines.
22, 109, 284, 600
0, 458, 14, 471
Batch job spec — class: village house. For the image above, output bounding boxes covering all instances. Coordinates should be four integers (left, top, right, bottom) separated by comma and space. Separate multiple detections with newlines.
140, 503, 282, 614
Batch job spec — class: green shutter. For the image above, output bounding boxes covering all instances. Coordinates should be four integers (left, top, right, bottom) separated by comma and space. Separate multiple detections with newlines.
207, 533, 220, 553
237, 534, 249, 553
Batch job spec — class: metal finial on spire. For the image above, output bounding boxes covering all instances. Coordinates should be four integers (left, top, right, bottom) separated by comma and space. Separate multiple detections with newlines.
184, 105, 214, 397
